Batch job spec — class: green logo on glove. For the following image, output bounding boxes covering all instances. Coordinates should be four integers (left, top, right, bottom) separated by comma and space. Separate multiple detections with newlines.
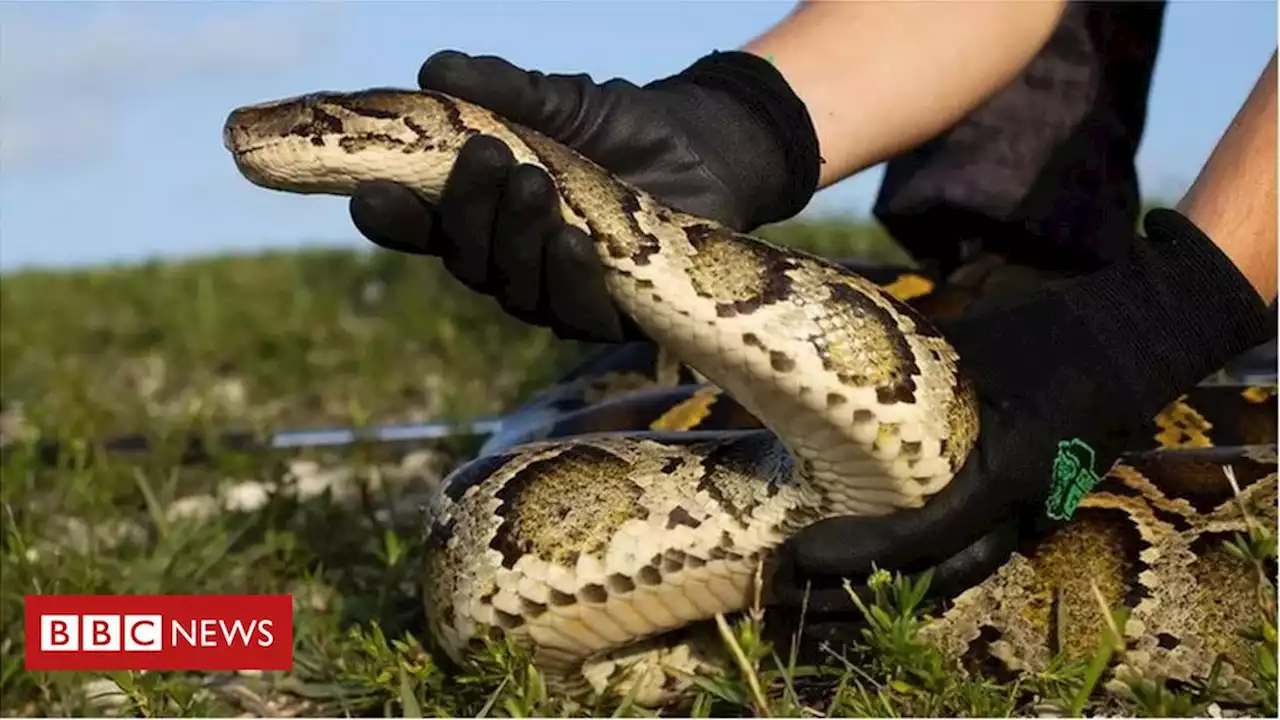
1045, 438, 1101, 521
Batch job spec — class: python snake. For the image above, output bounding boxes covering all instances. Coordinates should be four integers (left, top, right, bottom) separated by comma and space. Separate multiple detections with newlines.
223, 89, 1277, 707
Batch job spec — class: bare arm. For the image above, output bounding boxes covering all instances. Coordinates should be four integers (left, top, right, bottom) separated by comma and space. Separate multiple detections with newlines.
1176, 52, 1278, 303
743, 0, 1068, 187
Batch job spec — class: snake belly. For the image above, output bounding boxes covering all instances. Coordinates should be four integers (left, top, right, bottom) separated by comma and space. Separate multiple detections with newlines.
222, 87, 979, 703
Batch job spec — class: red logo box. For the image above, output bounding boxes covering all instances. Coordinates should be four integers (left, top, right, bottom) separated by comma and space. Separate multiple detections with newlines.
25, 595, 293, 671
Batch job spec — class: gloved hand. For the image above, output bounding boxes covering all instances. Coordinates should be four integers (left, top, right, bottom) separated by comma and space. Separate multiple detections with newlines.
349, 49, 821, 342
766, 208, 1274, 618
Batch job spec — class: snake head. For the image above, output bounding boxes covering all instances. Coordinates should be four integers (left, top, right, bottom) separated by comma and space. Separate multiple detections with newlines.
223, 88, 469, 199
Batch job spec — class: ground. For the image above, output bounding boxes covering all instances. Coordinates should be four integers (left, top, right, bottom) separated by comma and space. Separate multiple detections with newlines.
0, 219, 1274, 717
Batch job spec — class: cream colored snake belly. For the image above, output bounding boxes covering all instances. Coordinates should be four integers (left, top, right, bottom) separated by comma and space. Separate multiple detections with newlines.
222, 87, 1023, 704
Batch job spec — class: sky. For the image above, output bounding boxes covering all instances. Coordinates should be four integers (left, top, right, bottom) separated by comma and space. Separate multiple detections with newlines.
0, 0, 1276, 272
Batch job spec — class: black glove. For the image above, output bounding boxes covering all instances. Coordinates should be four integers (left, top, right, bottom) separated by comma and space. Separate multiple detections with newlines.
766, 208, 1274, 616
349, 49, 821, 342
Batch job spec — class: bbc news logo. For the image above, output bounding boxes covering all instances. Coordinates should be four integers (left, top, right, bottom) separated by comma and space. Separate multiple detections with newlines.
25, 595, 292, 671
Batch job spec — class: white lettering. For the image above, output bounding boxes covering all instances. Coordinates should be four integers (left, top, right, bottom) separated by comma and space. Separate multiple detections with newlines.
171, 619, 197, 647
123, 615, 162, 651
82, 614, 120, 651
40, 614, 79, 651
199, 619, 218, 646
220, 619, 254, 645
168, 617, 278, 648
256, 619, 274, 647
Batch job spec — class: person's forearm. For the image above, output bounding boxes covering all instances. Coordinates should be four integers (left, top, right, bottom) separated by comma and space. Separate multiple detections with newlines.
743, 0, 1067, 187
1176, 52, 1277, 303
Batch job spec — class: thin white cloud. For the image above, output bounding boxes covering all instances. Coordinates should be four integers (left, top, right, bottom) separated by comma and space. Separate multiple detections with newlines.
0, 1, 345, 170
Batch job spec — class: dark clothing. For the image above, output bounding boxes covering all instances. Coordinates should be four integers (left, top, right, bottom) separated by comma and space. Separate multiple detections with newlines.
874, 1, 1168, 276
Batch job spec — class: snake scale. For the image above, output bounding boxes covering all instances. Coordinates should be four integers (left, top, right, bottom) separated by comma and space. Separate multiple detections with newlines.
223, 88, 1277, 707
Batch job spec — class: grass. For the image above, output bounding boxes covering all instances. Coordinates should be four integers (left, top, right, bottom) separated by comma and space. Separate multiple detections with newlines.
0, 218, 1274, 717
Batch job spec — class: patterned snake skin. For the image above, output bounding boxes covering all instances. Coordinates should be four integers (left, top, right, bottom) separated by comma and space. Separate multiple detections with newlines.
222, 88, 1277, 706
493, 339, 1277, 705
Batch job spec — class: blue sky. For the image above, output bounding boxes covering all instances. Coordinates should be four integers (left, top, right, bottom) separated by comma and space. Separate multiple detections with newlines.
0, 0, 1275, 272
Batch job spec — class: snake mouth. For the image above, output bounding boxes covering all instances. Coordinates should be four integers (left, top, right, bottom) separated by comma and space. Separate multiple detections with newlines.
223, 136, 288, 192
223, 96, 314, 157
222, 117, 255, 157
227, 144, 267, 161
222, 107, 274, 158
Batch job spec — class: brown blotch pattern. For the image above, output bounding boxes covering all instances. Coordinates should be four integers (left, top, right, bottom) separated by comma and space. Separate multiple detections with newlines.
287, 106, 344, 146
683, 224, 796, 317
1018, 506, 1147, 661
811, 281, 922, 405
638, 566, 662, 586
521, 599, 548, 618
940, 374, 980, 470
663, 550, 688, 573
695, 434, 788, 522
490, 445, 647, 568
335, 89, 435, 120
666, 507, 702, 530
400, 117, 443, 153
768, 351, 795, 373
338, 133, 406, 154
1184, 532, 1272, 671
495, 610, 524, 630
607, 574, 636, 594
580, 584, 609, 604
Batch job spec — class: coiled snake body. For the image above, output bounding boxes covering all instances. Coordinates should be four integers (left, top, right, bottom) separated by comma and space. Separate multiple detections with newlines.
223, 89, 1276, 706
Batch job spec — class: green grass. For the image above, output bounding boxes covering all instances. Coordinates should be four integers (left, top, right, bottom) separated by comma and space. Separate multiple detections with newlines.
0, 219, 1273, 717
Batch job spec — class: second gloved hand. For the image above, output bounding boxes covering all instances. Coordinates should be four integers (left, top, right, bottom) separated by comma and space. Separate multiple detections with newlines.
349, 49, 821, 342
766, 209, 1274, 617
